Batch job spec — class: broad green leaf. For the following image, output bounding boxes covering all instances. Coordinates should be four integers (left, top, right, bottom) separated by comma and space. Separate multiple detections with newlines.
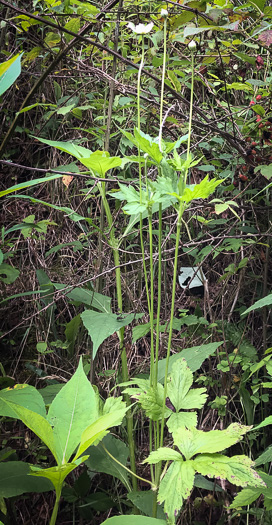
1, 401, 56, 461
167, 70, 181, 92
65, 314, 81, 356
122, 380, 167, 421
39, 384, 63, 405
0, 263, 19, 284
157, 341, 223, 382
184, 26, 219, 37
174, 424, 251, 459
144, 448, 182, 464
167, 358, 207, 411
0, 53, 23, 96
86, 434, 130, 490
54, 284, 111, 312
134, 129, 163, 164
227, 82, 253, 92
253, 416, 272, 430
0, 462, 53, 497
158, 460, 195, 523
29, 463, 80, 492
47, 358, 98, 464
0, 174, 63, 198
74, 408, 127, 460
10, 194, 87, 223
0, 384, 46, 418
167, 411, 197, 433
127, 491, 166, 520
194, 473, 224, 492
64, 18, 81, 42
242, 293, 272, 317
180, 176, 222, 203
79, 153, 122, 176
17, 102, 55, 114
229, 487, 262, 508
193, 454, 266, 488
34, 136, 92, 159
101, 517, 166, 525
233, 52, 256, 66
255, 446, 272, 466
56, 104, 75, 115
81, 310, 143, 359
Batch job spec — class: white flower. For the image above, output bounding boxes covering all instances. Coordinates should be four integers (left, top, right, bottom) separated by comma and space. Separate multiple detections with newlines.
188, 40, 197, 50
127, 22, 154, 34
161, 8, 168, 17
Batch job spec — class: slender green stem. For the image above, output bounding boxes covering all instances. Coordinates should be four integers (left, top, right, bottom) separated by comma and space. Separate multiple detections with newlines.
98, 181, 137, 490
158, 16, 167, 152
102, 444, 155, 488
154, 203, 162, 385
159, 45, 196, 446
49, 486, 62, 525
137, 37, 145, 202
186, 50, 195, 163
148, 208, 155, 386
160, 203, 184, 448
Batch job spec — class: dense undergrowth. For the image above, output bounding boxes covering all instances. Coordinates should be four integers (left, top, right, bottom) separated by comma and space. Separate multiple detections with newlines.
0, 0, 272, 524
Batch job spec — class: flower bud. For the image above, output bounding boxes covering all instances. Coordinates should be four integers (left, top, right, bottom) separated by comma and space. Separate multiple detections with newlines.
188, 40, 196, 50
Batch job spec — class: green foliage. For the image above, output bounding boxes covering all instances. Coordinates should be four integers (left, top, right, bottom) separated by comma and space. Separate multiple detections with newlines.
0, 53, 23, 96
145, 424, 265, 523
0, 359, 126, 523
1, 0, 272, 522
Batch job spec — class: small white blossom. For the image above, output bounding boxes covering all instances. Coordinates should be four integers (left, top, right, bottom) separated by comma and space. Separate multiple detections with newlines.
161, 8, 168, 17
127, 22, 154, 34
188, 40, 197, 50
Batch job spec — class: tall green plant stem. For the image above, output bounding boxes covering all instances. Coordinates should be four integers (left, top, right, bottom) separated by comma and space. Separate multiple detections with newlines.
49, 486, 62, 525
99, 181, 137, 490
159, 46, 195, 446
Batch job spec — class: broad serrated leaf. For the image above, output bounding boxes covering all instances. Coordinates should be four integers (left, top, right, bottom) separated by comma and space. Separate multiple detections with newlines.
173, 424, 251, 459
157, 460, 195, 523
47, 358, 99, 464
79, 153, 122, 176
122, 380, 167, 421
167, 359, 193, 411
134, 128, 163, 164
167, 411, 197, 433
144, 448, 182, 465
181, 176, 222, 203
179, 388, 207, 410
229, 487, 262, 508
193, 454, 266, 488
